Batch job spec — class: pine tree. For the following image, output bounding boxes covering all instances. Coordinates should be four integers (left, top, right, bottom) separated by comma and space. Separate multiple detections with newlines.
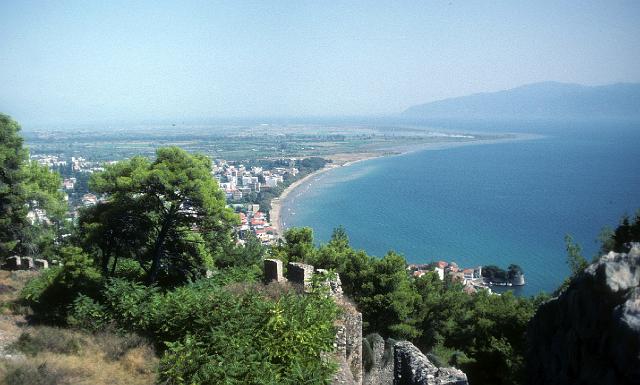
0, 114, 28, 260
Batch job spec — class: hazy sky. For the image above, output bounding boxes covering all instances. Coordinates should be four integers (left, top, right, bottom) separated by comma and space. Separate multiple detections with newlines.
2, 1, 640, 125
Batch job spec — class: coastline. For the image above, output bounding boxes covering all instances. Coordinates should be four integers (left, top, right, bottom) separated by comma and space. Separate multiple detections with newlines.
269, 132, 539, 236
269, 152, 383, 236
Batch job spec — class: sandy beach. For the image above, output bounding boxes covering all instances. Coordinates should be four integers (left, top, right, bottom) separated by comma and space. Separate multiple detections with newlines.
269, 152, 383, 236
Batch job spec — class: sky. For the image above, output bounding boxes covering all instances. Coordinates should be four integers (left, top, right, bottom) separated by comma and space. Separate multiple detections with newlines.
1, 0, 640, 125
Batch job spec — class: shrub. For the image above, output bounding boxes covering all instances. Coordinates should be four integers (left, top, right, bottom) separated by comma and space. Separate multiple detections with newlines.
93, 331, 153, 361
1, 362, 77, 385
112, 258, 146, 282
9, 327, 84, 356
67, 294, 109, 332
21, 247, 102, 324
95, 270, 340, 385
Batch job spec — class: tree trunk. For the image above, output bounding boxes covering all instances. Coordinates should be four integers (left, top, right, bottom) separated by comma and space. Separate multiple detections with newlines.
147, 208, 174, 284
110, 253, 119, 277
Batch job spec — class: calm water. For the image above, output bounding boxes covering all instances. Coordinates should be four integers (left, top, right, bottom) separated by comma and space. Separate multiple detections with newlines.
282, 121, 640, 296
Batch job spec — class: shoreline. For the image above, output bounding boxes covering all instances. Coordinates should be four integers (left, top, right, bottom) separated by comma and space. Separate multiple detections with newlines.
269, 152, 383, 236
269, 132, 539, 236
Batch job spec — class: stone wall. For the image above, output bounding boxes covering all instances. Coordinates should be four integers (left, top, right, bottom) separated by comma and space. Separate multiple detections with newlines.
287, 261, 314, 291
1, 256, 50, 271
263, 258, 284, 283
263, 259, 363, 385
363, 334, 395, 385
262, 259, 468, 385
362, 336, 467, 385
526, 244, 640, 385
393, 342, 468, 385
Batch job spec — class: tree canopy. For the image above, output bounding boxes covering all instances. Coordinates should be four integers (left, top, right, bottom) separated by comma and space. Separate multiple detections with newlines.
1, 114, 65, 260
81, 146, 238, 285
0, 114, 28, 259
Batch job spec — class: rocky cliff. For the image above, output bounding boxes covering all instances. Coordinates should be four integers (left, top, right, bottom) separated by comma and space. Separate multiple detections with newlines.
526, 244, 640, 385
362, 334, 467, 385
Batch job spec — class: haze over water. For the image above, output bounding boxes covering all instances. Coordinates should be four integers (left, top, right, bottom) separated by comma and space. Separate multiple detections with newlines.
282, 120, 640, 296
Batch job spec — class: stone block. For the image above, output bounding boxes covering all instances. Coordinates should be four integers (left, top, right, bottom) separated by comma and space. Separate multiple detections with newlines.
3, 256, 21, 270
20, 257, 34, 270
287, 262, 314, 290
34, 259, 49, 269
264, 259, 285, 283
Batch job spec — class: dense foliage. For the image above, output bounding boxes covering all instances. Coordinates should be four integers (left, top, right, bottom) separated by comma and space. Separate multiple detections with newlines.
79, 147, 238, 285
22, 263, 339, 385
5, 113, 640, 385
0, 114, 66, 261
0, 114, 28, 259
278, 226, 548, 385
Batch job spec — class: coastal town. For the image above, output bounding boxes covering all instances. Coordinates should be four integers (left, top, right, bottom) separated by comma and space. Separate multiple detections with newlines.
408, 261, 526, 294
29, 152, 526, 293
29, 153, 327, 246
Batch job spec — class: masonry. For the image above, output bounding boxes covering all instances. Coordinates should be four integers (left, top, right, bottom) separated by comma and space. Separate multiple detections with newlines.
264, 259, 363, 385
1, 256, 51, 271
263, 259, 468, 385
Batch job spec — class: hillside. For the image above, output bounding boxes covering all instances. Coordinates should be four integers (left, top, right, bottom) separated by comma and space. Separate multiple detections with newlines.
402, 82, 640, 120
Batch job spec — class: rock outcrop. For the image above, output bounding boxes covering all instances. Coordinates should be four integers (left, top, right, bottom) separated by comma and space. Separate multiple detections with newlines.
526, 244, 640, 385
362, 335, 467, 385
393, 342, 468, 385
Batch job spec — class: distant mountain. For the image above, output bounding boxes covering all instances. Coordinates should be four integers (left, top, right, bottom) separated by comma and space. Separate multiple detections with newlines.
402, 82, 640, 120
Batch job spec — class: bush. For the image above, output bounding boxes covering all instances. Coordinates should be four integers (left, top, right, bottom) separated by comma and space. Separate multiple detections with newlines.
1, 362, 77, 385
111, 258, 146, 282
21, 247, 102, 324
9, 327, 84, 356
92, 331, 152, 361
94, 270, 339, 385
67, 294, 109, 332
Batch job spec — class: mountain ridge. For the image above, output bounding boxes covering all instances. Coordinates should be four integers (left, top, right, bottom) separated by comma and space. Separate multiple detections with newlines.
402, 82, 640, 120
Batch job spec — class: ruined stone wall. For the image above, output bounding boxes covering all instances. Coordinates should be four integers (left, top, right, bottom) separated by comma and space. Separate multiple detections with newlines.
1, 256, 50, 270
362, 337, 467, 385
526, 245, 640, 385
263, 259, 363, 385
262, 259, 468, 385
393, 342, 468, 385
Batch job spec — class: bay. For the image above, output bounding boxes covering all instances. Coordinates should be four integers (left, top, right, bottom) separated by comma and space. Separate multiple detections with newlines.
281, 120, 640, 296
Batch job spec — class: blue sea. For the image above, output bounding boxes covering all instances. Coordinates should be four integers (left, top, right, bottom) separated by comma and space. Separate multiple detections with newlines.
281, 120, 640, 296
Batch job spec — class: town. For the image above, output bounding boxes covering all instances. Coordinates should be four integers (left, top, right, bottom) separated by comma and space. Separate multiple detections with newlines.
29, 153, 327, 246
408, 261, 526, 294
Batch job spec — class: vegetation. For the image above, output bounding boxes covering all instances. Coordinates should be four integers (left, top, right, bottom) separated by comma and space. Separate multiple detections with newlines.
0, 114, 66, 262
279, 226, 545, 385
79, 147, 238, 285
3, 114, 640, 385
0, 115, 29, 259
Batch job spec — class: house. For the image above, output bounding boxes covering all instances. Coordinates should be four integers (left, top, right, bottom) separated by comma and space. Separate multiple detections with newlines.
413, 270, 426, 278
81, 193, 98, 206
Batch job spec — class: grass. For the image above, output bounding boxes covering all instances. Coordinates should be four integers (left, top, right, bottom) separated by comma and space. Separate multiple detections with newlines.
0, 325, 158, 385
0, 269, 158, 385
